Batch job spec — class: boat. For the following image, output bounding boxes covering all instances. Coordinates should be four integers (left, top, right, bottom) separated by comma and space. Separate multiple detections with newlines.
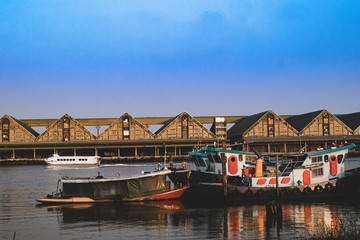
182, 143, 358, 203
36, 168, 189, 204
45, 154, 100, 166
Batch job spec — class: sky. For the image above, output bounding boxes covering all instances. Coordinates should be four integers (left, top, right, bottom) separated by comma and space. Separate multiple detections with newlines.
1, 0, 360, 121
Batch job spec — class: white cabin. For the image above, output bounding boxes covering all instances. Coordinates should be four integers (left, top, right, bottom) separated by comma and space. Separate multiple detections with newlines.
45, 154, 100, 166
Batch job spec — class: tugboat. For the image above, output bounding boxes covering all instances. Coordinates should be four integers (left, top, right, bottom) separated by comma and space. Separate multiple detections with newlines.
184, 143, 358, 203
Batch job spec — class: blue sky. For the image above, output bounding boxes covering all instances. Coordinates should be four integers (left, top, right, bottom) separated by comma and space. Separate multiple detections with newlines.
1, 0, 359, 120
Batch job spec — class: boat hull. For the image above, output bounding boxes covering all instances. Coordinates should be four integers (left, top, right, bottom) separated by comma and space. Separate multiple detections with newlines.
182, 172, 360, 205
36, 186, 189, 204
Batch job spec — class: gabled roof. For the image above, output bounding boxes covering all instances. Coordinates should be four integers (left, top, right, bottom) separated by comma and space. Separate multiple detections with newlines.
98, 112, 155, 138
227, 111, 268, 137
285, 110, 324, 132
1, 114, 39, 137
337, 112, 360, 131
155, 112, 215, 137
154, 113, 181, 135
36, 113, 96, 140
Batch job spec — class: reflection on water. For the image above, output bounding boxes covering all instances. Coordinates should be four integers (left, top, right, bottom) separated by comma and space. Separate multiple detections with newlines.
1, 162, 360, 239
34, 200, 360, 240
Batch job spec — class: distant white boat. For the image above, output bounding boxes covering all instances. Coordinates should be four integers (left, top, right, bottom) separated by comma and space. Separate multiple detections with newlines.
45, 154, 100, 166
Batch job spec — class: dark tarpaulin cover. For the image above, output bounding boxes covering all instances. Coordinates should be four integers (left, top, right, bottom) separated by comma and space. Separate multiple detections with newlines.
63, 174, 167, 200
126, 174, 166, 198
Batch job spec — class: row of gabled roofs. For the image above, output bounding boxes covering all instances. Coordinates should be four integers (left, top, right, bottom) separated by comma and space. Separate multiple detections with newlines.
0, 112, 216, 141
1, 110, 360, 142
227, 109, 360, 138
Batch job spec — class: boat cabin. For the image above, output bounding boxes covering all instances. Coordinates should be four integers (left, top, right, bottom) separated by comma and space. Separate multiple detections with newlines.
189, 146, 260, 177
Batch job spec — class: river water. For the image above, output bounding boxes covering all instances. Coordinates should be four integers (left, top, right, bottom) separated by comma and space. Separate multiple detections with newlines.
1, 159, 360, 240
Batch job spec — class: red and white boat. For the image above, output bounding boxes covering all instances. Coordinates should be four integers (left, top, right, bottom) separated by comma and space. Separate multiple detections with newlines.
185, 143, 358, 202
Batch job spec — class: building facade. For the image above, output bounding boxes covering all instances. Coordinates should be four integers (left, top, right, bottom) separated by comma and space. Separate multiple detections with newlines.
0, 110, 360, 160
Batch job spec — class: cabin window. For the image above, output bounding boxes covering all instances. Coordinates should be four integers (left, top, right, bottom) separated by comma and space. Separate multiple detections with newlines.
199, 157, 206, 167
312, 168, 324, 178
2, 118, 10, 142
246, 155, 257, 163
337, 154, 343, 164
204, 157, 210, 167
192, 157, 200, 166
324, 155, 329, 163
208, 154, 215, 163
311, 156, 322, 164
229, 156, 237, 163
213, 155, 222, 163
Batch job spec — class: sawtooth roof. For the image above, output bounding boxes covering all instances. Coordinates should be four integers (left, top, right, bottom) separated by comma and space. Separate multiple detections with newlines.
285, 110, 324, 132
227, 111, 268, 138
337, 112, 360, 131
155, 113, 180, 135
9, 115, 39, 137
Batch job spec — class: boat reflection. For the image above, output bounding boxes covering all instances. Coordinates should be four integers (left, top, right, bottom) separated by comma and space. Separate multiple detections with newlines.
37, 201, 344, 239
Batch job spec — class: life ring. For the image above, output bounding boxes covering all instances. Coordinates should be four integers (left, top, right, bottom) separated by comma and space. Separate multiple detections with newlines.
255, 189, 265, 196
325, 183, 334, 191
314, 185, 324, 193
303, 187, 312, 195
292, 187, 300, 195
245, 189, 254, 196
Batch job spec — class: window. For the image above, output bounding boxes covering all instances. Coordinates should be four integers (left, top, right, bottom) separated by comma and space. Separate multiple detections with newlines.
213, 155, 222, 163
267, 114, 275, 137
199, 157, 206, 167
246, 155, 257, 163
2, 118, 10, 142
181, 116, 189, 139
208, 154, 215, 163
311, 156, 322, 164
337, 154, 343, 164
323, 113, 330, 136
312, 168, 324, 178
192, 157, 200, 166
123, 116, 130, 140
63, 117, 70, 141
324, 155, 329, 163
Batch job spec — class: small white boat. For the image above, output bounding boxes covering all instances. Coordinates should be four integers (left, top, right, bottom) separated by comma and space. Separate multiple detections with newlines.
45, 154, 100, 166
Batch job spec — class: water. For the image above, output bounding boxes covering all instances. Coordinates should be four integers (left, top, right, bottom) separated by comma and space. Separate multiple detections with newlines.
1, 159, 360, 240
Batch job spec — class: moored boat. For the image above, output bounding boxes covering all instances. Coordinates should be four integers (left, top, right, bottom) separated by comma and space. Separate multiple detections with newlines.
36, 168, 189, 204
183, 143, 358, 203
45, 154, 100, 166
